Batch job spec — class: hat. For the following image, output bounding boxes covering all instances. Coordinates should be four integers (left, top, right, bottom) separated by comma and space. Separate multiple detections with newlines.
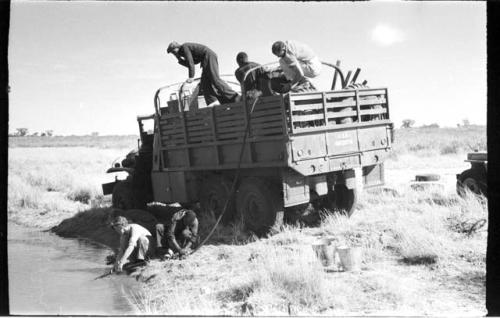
167, 41, 180, 53
272, 41, 286, 55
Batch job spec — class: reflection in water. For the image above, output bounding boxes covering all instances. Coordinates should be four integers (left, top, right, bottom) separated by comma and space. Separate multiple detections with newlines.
8, 222, 139, 315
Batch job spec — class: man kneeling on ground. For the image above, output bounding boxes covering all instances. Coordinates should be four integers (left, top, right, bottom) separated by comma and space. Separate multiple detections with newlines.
110, 216, 155, 272
156, 209, 199, 258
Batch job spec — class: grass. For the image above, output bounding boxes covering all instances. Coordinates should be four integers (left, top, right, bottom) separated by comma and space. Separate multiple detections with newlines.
7, 127, 487, 315
126, 187, 486, 315
390, 125, 486, 159
9, 135, 138, 148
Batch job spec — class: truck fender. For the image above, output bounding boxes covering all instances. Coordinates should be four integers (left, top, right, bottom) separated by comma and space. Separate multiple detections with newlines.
106, 167, 135, 174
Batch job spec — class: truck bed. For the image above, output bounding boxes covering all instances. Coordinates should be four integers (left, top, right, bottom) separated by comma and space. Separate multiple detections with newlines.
157, 88, 391, 172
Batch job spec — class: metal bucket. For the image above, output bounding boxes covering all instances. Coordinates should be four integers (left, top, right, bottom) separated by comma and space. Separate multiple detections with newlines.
336, 246, 362, 271
311, 238, 334, 266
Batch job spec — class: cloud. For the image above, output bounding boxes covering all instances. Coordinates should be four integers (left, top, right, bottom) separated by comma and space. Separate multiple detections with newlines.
371, 24, 404, 46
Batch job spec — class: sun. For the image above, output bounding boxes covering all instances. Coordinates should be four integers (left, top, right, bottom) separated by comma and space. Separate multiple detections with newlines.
371, 24, 404, 46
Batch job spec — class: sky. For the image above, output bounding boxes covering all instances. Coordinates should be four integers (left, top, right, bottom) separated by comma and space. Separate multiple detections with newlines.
8, 1, 486, 135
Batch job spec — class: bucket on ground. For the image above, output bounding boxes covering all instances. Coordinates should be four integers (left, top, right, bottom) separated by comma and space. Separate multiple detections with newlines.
311, 238, 334, 266
336, 245, 362, 271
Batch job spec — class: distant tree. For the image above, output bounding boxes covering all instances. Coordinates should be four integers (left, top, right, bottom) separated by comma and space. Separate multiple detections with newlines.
401, 119, 415, 129
91, 132, 99, 137
45, 130, 53, 137
41, 132, 46, 137
16, 128, 28, 136
462, 118, 470, 127
31, 132, 39, 136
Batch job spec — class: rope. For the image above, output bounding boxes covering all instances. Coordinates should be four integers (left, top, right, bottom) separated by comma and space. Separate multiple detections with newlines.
190, 96, 261, 255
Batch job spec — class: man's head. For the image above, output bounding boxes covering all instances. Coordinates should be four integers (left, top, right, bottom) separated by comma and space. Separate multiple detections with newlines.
182, 210, 198, 227
110, 215, 128, 234
236, 52, 248, 67
272, 41, 286, 58
167, 41, 181, 55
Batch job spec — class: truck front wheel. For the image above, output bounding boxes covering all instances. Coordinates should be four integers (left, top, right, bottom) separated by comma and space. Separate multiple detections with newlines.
457, 168, 486, 196
323, 184, 357, 217
112, 181, 134, 210
236, 178, 284, 236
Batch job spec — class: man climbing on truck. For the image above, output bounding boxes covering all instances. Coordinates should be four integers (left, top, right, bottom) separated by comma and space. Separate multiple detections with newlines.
271, 40, 321, 92
167, 41, 240, 106
155, 209, 199, 258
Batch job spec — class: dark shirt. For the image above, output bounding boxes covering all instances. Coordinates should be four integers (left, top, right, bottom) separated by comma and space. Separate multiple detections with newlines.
167, 209, 199, 245
235, 61, 262, 91
176, 42, 216, 78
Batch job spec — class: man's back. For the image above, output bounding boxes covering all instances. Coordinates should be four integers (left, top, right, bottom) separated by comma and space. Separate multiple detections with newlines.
235, 61, 261, 90
180, 42, 215, 63
127, 223, 152, 246
283, 40, 317, 63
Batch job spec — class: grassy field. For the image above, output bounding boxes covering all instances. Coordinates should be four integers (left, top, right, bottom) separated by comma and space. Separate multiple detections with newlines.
7, 126, 487, 315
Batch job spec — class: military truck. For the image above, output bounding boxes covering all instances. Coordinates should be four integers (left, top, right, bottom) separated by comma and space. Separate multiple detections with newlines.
103, 62, 394, 234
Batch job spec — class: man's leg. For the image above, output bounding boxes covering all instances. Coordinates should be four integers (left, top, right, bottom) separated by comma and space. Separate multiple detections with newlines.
205, 54, 239, 104
155, 223, 165, 249
136, 236, 150, 261
300, 58, 322, 78
200, 69, 218, 105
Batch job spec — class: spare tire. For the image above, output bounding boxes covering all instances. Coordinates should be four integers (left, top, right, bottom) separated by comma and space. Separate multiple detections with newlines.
415, 174, 441, 182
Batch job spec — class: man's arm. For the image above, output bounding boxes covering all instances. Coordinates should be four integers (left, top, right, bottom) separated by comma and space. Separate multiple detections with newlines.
235, 68, 244, 85
183, 218, 199, 250
180, 45, 195, 78
116, 234, 126, 260
167, 220, 183, 253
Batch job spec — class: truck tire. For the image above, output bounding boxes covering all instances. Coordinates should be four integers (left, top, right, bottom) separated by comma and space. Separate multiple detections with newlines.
457, 168, 486, 196
236, 178, 284, 236
112, 181, 134, 210
199, 176, 235, 224
324, 184, 357, 217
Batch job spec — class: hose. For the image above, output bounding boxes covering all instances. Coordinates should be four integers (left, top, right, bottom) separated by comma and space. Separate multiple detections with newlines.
191, 96, 261, 255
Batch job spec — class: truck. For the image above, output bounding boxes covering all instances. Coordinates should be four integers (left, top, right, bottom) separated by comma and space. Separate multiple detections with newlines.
102, 62, 395, 235
456, 151, 487, 196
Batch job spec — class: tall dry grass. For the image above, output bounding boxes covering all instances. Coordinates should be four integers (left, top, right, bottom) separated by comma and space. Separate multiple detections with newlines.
129, 186, 486, 315
390, 126, 486, 159
7, 129, 487, 315
8, 147, 131, 228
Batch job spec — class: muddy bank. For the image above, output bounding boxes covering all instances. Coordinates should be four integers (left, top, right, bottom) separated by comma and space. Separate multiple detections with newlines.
52, 205, 182, 251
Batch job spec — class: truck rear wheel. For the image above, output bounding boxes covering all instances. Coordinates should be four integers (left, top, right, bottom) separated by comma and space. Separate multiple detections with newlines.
236, 178, 284, 236
324, 184, 357, 217
199, 176, 235, 224
112, 181, 134, 210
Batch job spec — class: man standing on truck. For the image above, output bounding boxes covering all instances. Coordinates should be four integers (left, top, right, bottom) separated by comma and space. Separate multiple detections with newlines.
234, 51, 263, 96
110, 216, 154, 272
271, 40, 321, 92
167, 41, 240, 107
155, 209, 199, 258
235, 51, 292, 97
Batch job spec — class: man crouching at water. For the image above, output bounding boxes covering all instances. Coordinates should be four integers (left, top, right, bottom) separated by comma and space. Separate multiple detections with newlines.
110, 216, 154, 272
155, 209, 199, 258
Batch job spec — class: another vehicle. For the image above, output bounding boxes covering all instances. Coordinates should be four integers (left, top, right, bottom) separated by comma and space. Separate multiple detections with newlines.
456, 152, 487, 196
103, 63, 394, 234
